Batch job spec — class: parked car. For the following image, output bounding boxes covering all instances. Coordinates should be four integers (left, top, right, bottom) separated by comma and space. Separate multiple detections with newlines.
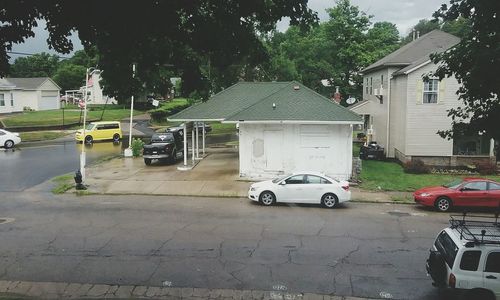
248, 172, 351, 208
414, 178, 500, 212
0, 129, 21, 149
166, 122, 212, 136
426, 213, 500, 300
143, 131, 183, 165
359, 141, 385, 160
75, 121, 122, 144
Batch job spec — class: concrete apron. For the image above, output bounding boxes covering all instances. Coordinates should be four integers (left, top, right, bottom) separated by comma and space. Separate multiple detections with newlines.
82, 148, 397, 202
84, 149, 253, 198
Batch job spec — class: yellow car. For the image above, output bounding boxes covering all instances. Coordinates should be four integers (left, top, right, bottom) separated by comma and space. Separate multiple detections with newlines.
75, 121, 122, 144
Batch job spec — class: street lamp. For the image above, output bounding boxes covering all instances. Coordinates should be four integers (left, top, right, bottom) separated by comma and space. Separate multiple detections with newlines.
78, 67, 99, 186
124, 63, 136, 157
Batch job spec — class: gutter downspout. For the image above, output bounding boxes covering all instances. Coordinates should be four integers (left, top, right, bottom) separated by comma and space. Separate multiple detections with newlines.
386, 69, 391, 157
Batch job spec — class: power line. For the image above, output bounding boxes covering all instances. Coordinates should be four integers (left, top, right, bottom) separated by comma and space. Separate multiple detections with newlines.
6, 51, 70, 59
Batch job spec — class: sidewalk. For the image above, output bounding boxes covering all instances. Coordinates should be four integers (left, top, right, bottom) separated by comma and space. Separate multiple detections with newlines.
0, 280, 374, 299
80, 150, 405, 203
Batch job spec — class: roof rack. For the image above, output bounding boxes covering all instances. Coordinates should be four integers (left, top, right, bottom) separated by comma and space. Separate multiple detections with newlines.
449, 212, 500, 246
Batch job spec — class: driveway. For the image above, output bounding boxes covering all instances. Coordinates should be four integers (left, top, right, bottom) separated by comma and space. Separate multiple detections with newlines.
85, 149, 251, 197
0, 192, 446, 299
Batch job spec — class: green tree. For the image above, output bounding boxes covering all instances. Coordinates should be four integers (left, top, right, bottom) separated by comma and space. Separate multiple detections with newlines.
9, 52, 59, 77
365, 22, 400, 62
431, 0, 500, 143
0, 1, 317, 103
52, 63, 86, 91
440, 16, 471, 39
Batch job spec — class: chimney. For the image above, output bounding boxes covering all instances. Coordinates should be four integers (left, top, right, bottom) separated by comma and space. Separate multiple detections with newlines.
333, 86, 341, 104
412, 29, 416, 41
417, 31, 420, 39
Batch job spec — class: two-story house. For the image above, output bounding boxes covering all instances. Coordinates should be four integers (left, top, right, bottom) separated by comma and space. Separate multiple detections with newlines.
350, 30, 496, 166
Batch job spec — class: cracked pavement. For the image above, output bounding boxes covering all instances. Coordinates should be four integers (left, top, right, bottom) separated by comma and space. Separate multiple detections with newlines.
0, 191, 450, 299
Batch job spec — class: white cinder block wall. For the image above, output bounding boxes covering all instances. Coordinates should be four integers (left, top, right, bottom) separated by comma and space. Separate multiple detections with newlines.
238, 123, 353, 180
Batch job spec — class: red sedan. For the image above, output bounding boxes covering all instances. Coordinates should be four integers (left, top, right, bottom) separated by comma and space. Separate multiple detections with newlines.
413, 178, 500, 212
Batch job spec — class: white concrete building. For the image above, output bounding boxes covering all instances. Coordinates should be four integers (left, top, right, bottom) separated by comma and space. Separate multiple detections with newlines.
0, 77, 61, 113
169, 81, 362, 180
350, 30, 496, 166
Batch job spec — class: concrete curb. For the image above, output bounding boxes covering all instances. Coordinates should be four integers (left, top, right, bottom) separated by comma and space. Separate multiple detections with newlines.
0, 280, 376, 300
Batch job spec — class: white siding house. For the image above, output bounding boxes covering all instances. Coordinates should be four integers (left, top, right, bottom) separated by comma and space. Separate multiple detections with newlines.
351, 30, 495, 166
0, 77, 61, 113
169, 82, 362, 180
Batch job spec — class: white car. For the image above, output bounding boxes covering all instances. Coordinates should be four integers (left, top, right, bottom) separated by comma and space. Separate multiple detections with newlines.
248, 172, 351, 208
0, 129, 21, 149
427, 214, 500, 299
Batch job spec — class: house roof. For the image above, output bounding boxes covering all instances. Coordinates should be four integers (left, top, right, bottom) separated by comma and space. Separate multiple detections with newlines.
0, 78, 16, 90
362, 30, 460, 74
4, 77, 61, 90
169, 81, 362, 124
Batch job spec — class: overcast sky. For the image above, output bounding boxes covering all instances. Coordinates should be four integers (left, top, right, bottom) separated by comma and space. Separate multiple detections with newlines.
10, 0, 444, 60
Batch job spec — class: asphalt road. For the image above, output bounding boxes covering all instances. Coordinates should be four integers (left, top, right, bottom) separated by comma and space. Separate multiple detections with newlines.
0, 141, 124, 192
0, 192, 451, 299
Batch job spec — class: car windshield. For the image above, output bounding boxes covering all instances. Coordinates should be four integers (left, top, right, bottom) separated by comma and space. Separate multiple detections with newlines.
151, 134, 174, 143
86, 124, 95, 131
272, 174, 290, 183
442, 179, 464, 189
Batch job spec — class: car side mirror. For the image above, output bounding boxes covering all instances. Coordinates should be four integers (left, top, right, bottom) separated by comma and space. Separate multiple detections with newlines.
279, 181, 286, 186
459, 188, 466, 192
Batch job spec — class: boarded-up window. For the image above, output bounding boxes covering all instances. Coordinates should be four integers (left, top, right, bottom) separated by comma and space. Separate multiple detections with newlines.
300, 125, 330, 148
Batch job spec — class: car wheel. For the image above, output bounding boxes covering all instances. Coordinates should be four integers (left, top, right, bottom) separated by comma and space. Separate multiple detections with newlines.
4, 140, 14, 149
112, 133, 120, 142
85, 135, 93, 144
144, 158, 152, 166
321, 193, 338, 208
435, 197, 452, 212
169, 149, 176, 164
259, 191, 276, 206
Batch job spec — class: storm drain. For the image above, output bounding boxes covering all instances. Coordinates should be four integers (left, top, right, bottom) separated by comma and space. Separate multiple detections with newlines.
0, 218, 14, 225
387, 211, 411, 217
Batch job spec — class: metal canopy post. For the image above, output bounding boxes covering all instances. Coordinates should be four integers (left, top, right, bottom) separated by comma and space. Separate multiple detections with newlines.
183, 123, 187, 166
191, 128, 195, 164
202, 123, 205, 156
195, 122, 199, 159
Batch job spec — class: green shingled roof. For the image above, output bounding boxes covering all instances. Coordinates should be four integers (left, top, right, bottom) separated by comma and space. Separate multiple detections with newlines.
168, 81, 362, 123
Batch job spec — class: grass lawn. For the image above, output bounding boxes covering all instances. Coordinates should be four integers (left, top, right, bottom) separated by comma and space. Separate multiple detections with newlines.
2, 108, 140, 127
158, 98, 189, 110
19, 131, 69, 142
360, 160, 500, 192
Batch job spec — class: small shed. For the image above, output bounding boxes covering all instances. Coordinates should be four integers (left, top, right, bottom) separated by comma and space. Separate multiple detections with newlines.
169, 81, 362, 180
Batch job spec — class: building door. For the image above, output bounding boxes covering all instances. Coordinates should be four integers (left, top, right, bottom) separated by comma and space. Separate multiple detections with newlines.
39, 90, 59, 110
264, 130, 283, 171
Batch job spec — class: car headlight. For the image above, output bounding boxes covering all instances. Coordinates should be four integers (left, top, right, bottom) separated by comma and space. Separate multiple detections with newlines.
420, 193, 432, 197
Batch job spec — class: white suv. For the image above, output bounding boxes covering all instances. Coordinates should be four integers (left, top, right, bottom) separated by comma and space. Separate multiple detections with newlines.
427, 213, 500, 300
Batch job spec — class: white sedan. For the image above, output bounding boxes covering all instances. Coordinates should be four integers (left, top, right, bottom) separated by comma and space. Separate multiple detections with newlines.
0, 129, 21, 149
248, 172, 351, 208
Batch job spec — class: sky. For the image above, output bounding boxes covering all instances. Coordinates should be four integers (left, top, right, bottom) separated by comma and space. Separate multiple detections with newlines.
10, 0, 444, 60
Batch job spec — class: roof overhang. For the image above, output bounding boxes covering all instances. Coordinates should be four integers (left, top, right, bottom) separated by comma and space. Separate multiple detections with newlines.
222, 120, 363, 125
167, 118, 224, 122
361, 63, 410, 75
394, 60, 432, 76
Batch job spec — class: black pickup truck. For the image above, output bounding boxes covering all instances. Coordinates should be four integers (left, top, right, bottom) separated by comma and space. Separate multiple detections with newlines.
142, 131, 183, 165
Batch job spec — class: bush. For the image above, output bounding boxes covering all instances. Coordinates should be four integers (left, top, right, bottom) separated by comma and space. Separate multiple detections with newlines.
403, 159, 430, 174
477, 162, 497, 175
131, 138, 144, 157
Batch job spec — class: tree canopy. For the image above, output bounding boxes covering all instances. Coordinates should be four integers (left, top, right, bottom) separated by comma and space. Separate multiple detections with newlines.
263, 0, 400, 104
9, 52, 59, 77
431, 0, 500, 142
0, 1, 317, 101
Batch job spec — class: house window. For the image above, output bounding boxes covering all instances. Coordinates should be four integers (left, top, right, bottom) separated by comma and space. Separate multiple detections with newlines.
365, 78, 368, 94
0, 94, 4, 106
10, 93, 13, 106
380, 74, 384, 87
423, 79, 439, 103
370, 77, 373, 95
